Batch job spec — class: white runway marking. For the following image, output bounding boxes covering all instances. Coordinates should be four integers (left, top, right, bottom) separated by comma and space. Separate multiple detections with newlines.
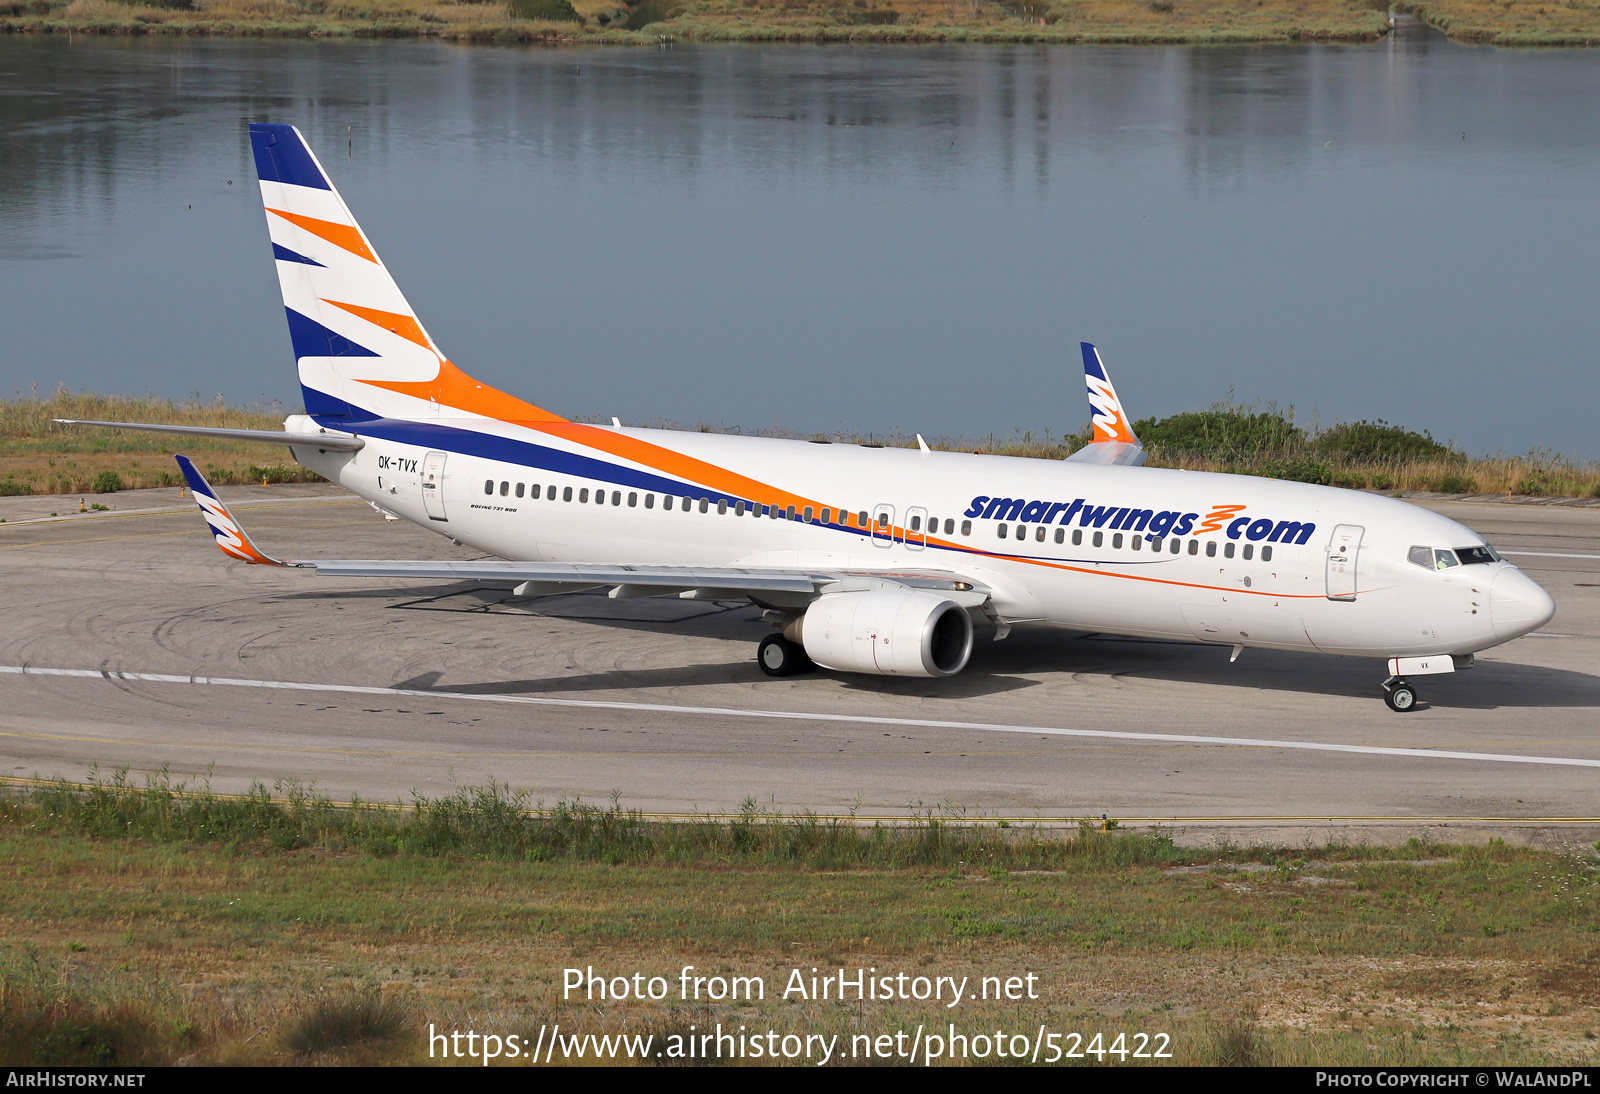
5, 664, 1600, 771
1498, 550, 1600, 560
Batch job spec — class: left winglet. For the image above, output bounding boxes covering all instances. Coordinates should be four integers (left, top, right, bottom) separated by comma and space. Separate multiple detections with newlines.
1066, 342, 1146, 466
175, 455, 284, 565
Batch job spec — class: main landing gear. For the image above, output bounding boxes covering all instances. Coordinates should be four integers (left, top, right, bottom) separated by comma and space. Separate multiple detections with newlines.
1382, 676, 1418, 713
758, 634, 816, 678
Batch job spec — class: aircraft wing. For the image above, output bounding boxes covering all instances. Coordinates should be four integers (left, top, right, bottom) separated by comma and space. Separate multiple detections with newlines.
1064, 342, 1147, 467
173, 455, 991, 608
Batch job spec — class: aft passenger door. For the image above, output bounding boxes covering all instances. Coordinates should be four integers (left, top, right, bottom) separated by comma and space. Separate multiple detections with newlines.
1325, 524, 1363, 601
421, 450, 449, 522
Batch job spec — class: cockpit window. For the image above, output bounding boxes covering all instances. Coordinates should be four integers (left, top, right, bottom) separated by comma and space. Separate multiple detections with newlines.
1407, 546, 1433, 569
1456, 545, 1500, 565
1433, 549, 1460, 570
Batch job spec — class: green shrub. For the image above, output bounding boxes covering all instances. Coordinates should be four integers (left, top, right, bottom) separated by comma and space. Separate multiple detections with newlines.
1133, 403, 1304, 459
0, 478, 28, 497
91, 470, 124, 494
1315, 420, 1449, 462
1432, 472, 1475, 494
1250, 457, 1330, 485
1329, 473, 1368, 490
508, 0, 580, 19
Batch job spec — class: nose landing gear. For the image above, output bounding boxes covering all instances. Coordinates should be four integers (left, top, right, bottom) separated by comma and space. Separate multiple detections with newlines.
1382, 676, 1418, 712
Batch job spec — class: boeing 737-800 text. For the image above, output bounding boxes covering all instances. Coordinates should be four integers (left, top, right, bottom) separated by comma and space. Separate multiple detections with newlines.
60, 124, 1556, 712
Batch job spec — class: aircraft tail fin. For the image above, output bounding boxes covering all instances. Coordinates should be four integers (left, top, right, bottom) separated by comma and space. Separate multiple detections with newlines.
175, 454, 285, 566
1066, 342, 1146, 466
249, 123, 562, 427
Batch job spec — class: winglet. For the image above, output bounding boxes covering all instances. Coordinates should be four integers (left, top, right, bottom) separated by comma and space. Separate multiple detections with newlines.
1081, 342, 1140, 445
174, 455, 283, 565
1066, 343, 1146, 466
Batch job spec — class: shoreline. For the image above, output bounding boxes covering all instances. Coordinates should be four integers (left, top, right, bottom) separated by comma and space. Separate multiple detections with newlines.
4, 1, 1597, 49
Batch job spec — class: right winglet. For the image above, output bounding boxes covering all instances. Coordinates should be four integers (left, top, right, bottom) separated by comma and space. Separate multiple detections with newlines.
1066, 342, 1147, 466
175, 455, 284, 565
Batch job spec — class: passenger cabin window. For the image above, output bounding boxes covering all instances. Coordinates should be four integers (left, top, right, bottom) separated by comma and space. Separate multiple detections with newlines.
822, 508, 832, 524
1093, 531, 1103, 548
1150, 537, 1163, 552
579, 488, 589, 503
1188, 539, 1198, 555
909, 515, 921, 532
531, 485, 542, 499
500, 481, 509, 496
997, 524, 1008, 539
1035, 526, 1046, 542
611, 491, 620, 506
1206, 541, 1217, 557
960, 520, 972, 536
944, 519, 955, 535
563, 487, 573, 502
1112, 533, 1123, 549
1224, 542, 1235, 559
483, 480, 493, 495
1261, 545, 1272, 562
1072, 529, 1083, 546
804, 506, 814, 522
595, 490, 604, 505
1055, 528, 1065, 545
700, 498, 710, 514
858, 511, 870, 527
645, 494, 654, 509
628, 492, 637, 507
1131, 535, 1141, 552
718, 500, 729, 515
1242, 544, 1254, 560
1016, 525, 1027, 540
515, 483, 525, 498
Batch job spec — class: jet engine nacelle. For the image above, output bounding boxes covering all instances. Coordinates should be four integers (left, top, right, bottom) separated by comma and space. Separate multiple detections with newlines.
796, 589, 975, 677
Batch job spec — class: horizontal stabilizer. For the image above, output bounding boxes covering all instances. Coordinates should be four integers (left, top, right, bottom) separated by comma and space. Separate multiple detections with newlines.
56, 419, 364, 451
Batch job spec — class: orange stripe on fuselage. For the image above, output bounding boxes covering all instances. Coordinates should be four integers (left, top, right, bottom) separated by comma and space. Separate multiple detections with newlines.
266, 208, 377, 263
355, 368, 1335, 603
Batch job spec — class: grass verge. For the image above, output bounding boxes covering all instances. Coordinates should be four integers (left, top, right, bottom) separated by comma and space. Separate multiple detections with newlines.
5, 389, 1599, 500
1, 771, 1598, 1065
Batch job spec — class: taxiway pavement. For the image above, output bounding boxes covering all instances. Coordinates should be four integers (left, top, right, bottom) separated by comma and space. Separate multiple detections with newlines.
2, 486, 1597, 845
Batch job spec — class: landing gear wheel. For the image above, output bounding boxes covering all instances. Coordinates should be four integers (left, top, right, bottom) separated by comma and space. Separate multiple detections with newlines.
1383, 680, 1418, 712
758, 634, 814, 677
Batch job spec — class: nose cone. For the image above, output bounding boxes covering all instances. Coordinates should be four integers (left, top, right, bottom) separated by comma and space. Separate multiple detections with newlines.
1490, 567, 1556, 641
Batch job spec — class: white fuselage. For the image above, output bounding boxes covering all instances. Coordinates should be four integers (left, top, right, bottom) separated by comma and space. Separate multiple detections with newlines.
289, 418, 1553, 660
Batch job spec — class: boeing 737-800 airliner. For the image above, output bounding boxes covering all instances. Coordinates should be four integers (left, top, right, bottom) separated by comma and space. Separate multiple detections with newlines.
60, 124, 1556, 712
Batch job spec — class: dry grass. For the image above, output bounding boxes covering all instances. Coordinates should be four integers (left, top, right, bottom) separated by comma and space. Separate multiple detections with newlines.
1402, 0, 1600, 44
0, 388, 320, 496
7, 389, 1600, 500
1, 786, 1598, 1065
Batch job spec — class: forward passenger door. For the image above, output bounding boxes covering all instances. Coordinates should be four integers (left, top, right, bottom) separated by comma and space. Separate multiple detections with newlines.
1325, 524, 1363, 601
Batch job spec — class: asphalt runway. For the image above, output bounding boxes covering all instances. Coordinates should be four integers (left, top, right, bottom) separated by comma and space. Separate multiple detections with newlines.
2, 485, 1598, 844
